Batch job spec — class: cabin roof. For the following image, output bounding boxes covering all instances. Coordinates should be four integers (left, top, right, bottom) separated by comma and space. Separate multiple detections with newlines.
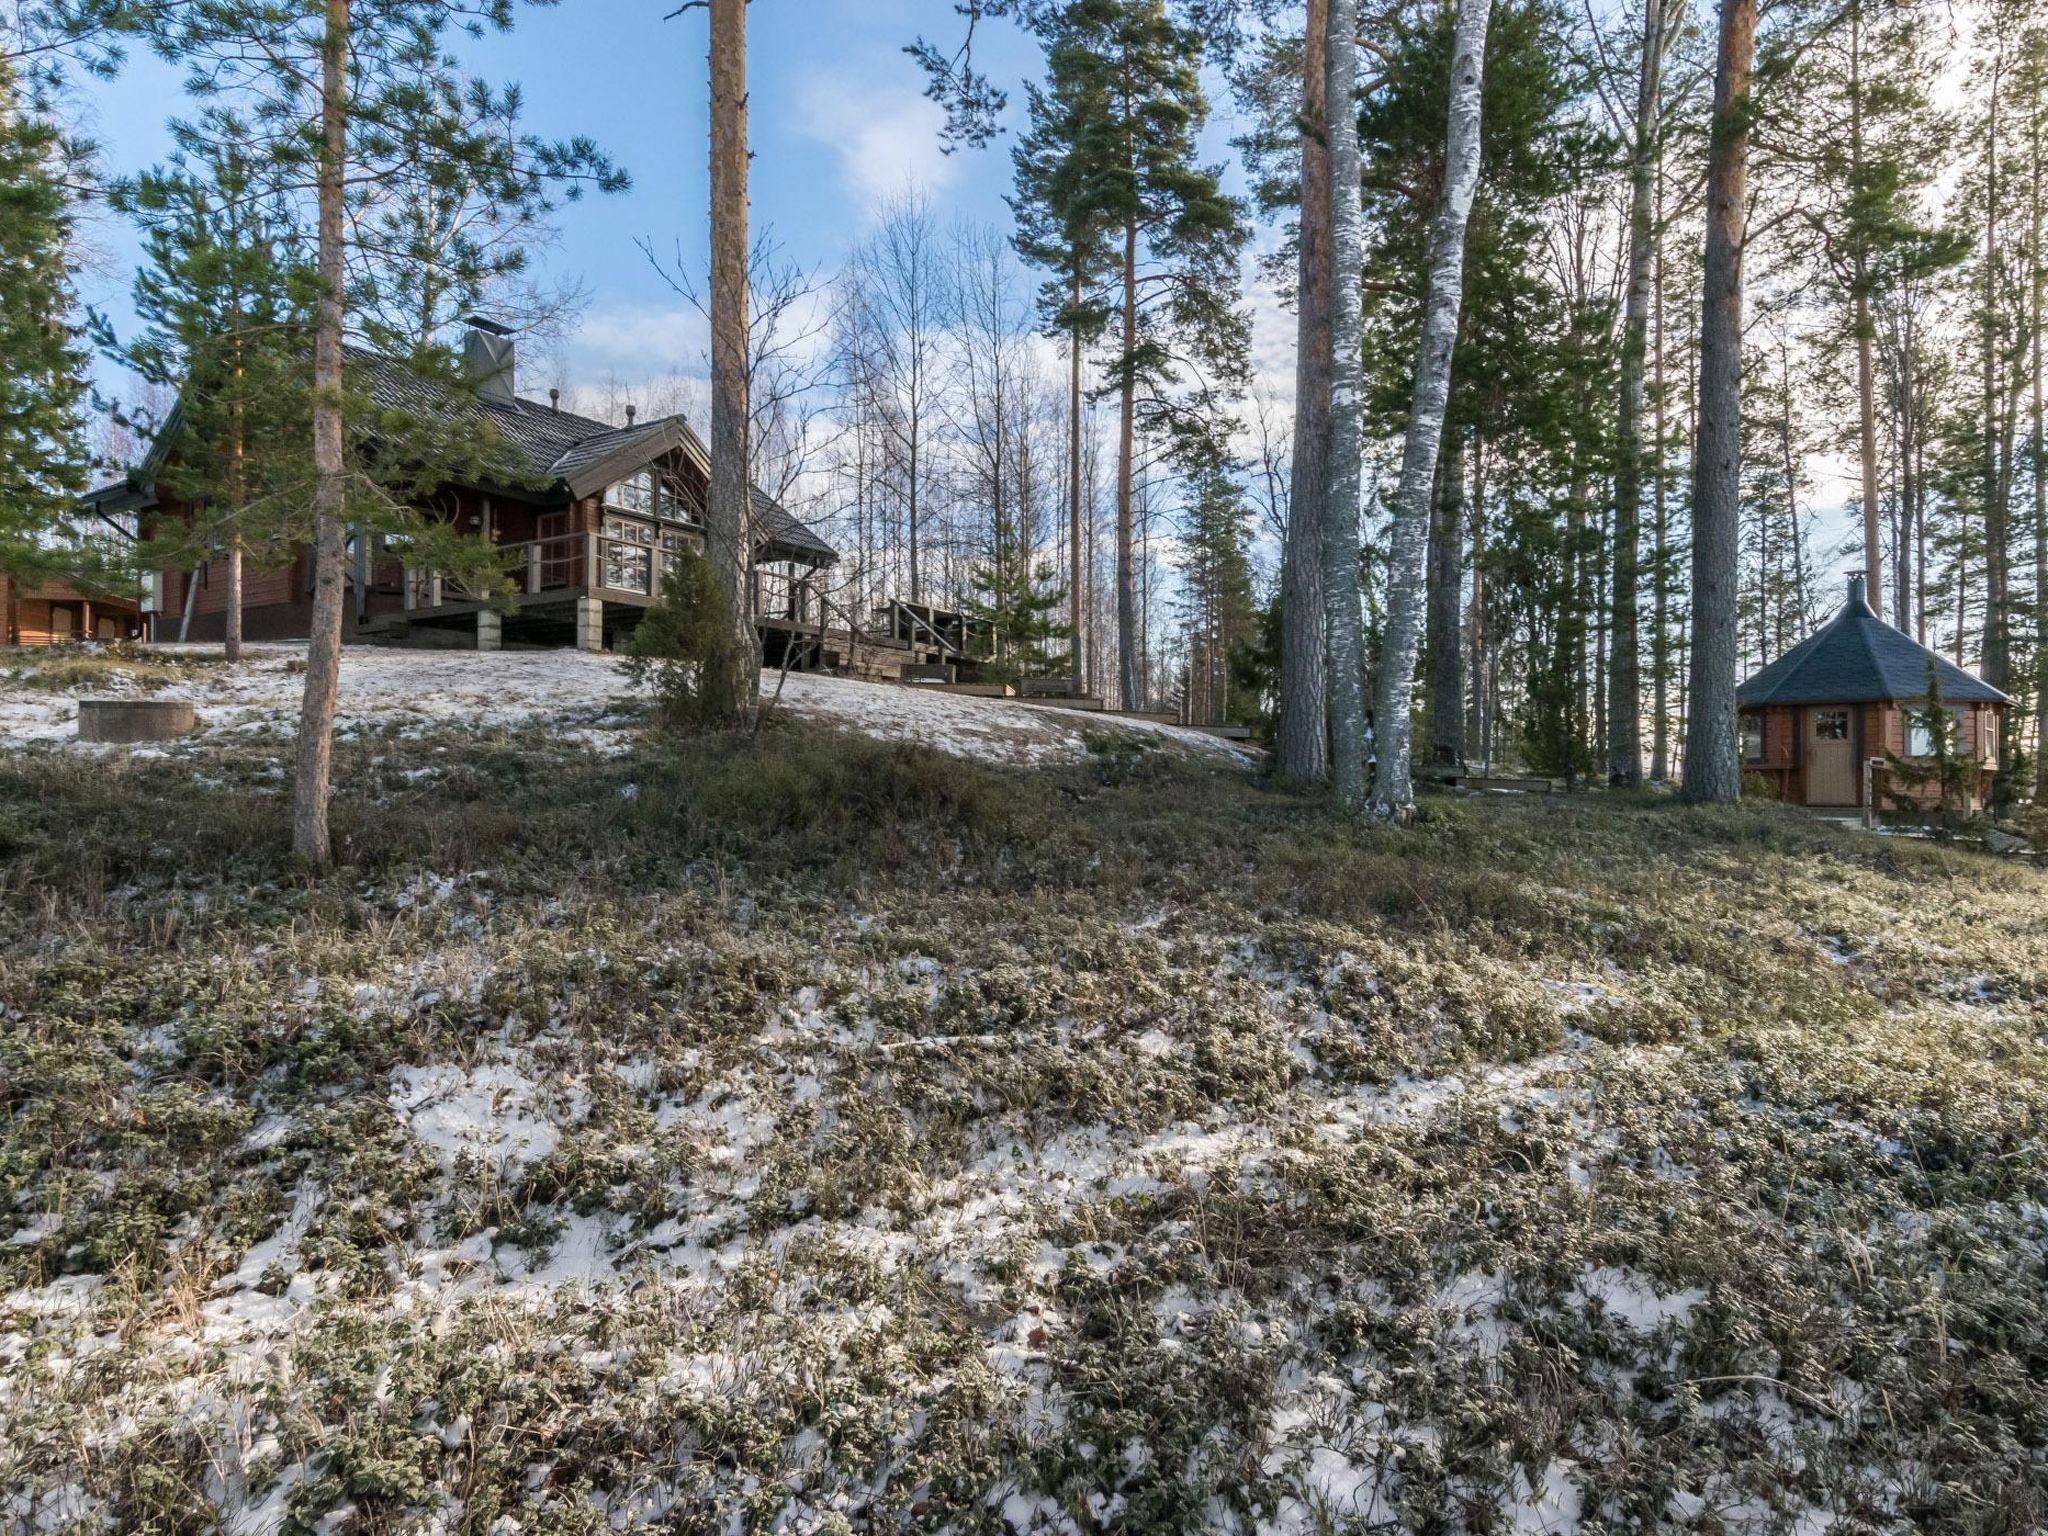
1736, 576, 2010, 707
96, 345, 837, 567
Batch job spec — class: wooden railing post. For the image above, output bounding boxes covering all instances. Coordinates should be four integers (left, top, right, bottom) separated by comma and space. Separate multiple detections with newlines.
403, 567, 416, 612
585, 530, 599, 593
527, 544, 542, 595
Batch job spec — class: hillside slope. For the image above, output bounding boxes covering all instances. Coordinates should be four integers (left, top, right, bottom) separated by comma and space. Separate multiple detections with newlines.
2, 651, 2045, 1534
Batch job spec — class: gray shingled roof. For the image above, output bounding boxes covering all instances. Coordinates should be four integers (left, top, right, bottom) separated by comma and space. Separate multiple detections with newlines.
1737, 578, 2009, 707
352, 349, 836, 564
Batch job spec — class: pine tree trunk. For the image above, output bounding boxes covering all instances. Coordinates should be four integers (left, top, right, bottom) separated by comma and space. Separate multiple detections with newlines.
1323, 0, 1369, 807
291, 0, 350, 864
1427, 431, 1465, 769
1850, 2, 1885, 618
1609, 0, 1666, 788
1680, 0, 1754, 806
1368, 0, 1489, 819
1651, 155, 1670, 784
227, 338, 247, 663
708, 0, 754, 723
1116, 216, 1140, 712
1466, 432, 1487, 763
2033, 97, 2047, 805
225, 543, 243, 661
1980, 59, 2011, 699
1070, 269, 1086, 692
1279, 0, 1332, 786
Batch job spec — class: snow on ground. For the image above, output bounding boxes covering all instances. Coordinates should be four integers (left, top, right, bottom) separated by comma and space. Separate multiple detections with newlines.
0, 643, 1254, 767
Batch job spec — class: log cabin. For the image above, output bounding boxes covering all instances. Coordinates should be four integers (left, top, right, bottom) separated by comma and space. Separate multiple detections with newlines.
0, 572, 141, 647
1735, 574, 2011, 815
95, 318, 954, 675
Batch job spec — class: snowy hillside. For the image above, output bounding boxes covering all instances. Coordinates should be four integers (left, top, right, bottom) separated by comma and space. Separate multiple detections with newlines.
0, 643, 1253, 767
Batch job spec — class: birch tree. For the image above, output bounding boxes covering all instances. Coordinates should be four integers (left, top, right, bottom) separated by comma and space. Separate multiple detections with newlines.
1323, 0, 1368, 806
1606, 0, 1681, 788
1367, 0, 1491, 820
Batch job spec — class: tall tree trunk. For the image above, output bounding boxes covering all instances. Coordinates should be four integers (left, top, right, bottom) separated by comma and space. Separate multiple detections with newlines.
1467, 431, 1488, 762
2032, 93, 2047, 804
1850, 1, 1885, 617
1427, 431, 1465, 768
1323, 0, 1369, 806
708, 0, 753, 722
226, 335, 246, 663
1279, 0, 1332, 785
1610, 0, 1668, 788
1116, 215, 1140, 711
1070, 268, 1086, 692
1368, 0, 1489, 819
291, 0, 349, 864
1650, 151, 1670, 783
1681, 0, 1755, 806
1980, 56, 2011, 699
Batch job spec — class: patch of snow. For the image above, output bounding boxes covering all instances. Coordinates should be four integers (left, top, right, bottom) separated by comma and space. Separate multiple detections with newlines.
391, 1062, 561, 1173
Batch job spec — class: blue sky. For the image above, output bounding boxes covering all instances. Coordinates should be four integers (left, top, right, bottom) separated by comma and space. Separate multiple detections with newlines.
73, 0, 1061, 404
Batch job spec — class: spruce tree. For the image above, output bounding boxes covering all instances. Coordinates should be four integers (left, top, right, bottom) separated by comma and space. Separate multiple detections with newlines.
0, 51, 92, 578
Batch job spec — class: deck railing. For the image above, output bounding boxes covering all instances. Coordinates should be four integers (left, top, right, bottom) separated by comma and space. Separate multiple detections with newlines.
402, 529, 793, 619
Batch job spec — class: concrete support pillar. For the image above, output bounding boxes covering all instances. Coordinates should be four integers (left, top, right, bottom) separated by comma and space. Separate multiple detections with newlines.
476, 610, 502, 652
576, 596, 604, 653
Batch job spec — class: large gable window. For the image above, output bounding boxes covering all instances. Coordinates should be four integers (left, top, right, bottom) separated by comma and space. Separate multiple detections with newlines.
654, 474, 698, 525
606, 470, 654, 516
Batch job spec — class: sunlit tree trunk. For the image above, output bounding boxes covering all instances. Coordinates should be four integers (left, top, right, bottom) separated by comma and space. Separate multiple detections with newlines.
1116, 213, 1140, 710
1849, 1, 1884, 618
708, 0, 754, 722
2032, 89, 2047, 804
1650, 163, 1671, 784
1681, 0, 1755, 806
291, 0, 349, 863
1324, 0, 1368, 807
1369, 0, 1489, 819
1279, 0, 1331, 785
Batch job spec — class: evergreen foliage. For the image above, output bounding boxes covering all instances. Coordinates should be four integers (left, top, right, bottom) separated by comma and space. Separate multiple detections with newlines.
0, 52, 93, 579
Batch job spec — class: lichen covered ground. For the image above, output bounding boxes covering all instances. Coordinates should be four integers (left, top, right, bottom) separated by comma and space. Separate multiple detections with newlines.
2, 649, 2044, 1533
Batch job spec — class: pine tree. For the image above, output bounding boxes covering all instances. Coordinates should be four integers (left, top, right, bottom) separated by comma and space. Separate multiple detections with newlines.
1174, 471, 1257, 725
145, 0, 623, 861
1004, 0, 1247, 710
1013, 10, 1116, 692
114, 111, 315, 660
0, 51, 92, 578
1682, 0, 1756, 806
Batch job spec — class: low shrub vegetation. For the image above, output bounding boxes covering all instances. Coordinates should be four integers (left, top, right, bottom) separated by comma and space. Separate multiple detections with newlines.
2, 715, 2044, 1532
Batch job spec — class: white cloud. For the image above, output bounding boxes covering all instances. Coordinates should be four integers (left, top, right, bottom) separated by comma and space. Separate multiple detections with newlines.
795, 62, 960, 217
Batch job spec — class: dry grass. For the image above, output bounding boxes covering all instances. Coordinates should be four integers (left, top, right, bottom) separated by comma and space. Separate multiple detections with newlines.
2, 719, 2045, 1533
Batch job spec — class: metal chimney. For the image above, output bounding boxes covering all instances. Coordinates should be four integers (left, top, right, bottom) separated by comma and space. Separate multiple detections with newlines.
463, 316, 517, 406
1847, 572, 1868, 611
625, 405, 637, 426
